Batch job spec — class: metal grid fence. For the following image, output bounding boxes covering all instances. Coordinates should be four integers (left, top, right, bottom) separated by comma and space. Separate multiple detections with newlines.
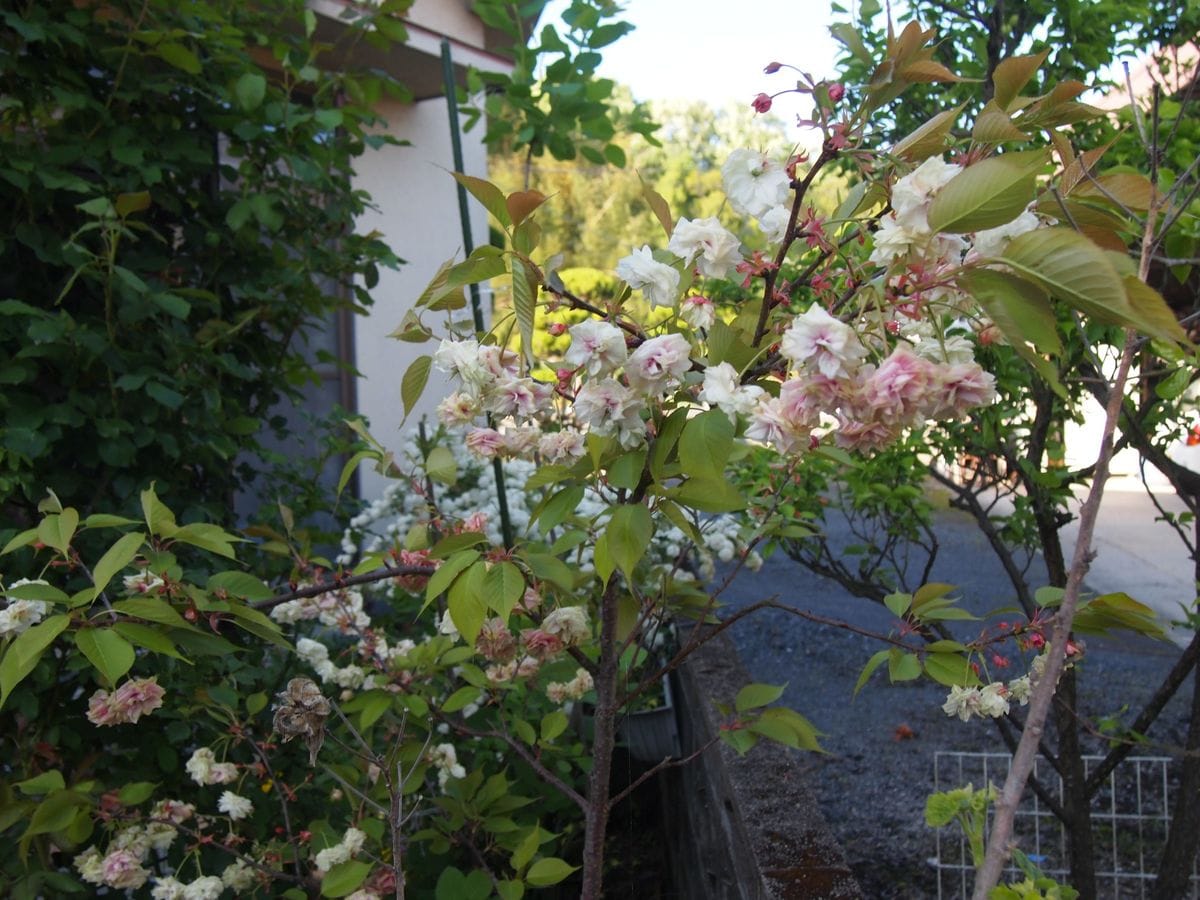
932, 751, 1200, 899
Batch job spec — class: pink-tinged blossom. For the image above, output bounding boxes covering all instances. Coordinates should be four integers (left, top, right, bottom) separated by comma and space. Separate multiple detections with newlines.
101, 849, 150, 889
780, 306, 866, 378
615, 246, 680, 308
833, 415, 900, 452
152, 799, 196, 824
437, 391, 482, 427
476, 617, 517, 662
827, 82, 845, 102
185, 747, 238, 786
565, 320, 628, 376
86, 677, 165, 726
779, 374, 841, 421
699, 362, 764, 421
859, 346, 938, 424
721, 149, 791, 219
516, 655, 541, 678
745, 396, 812, 454
668, 217, 743, 279
573, 378, 644, 447
500, 425, 542, 457
751, 92, 773, 113
680, 294, 715, 331
625, 333, 693, 396
538, 430, 587, 463
929, 362, 997, 418
522, 629, 565, 660
465, 426, 505, 459
542, 606, 590, 646
122, 570, 164, 594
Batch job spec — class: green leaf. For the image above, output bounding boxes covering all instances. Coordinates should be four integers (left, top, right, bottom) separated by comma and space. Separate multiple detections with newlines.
140, 485, 177, 538
401, 355, 432, 420
961, 268, 1061, 354
483, 561, 525, 621
854, 650, 890, 697
425, 445, 457, 486
89, 532, 145, 599
522, 552, 576, 590
22, 790, 87, 840
971, 101, 1030, 143
36, 508, 79, 554
887, 650, 922, 682
451, 172, 510, 228
536, 485, 584, 534
678, 409, 734, 481
321, 859, 372, 898
337, 450, 375, 497
234, 72, 267, 111
891, 105, 964, 162
447, 561, 488, 644
112, 597, 190, 628
1123, 276, 1189, 345
16, 771, 65, 796
511, 257, 537, 365
425, 550, 480, 608
883, 592, 912, 618
113, 622, 190, 663
926, 150, 1046, 233
1, 527, 38, 556
606, 504, 653, 579
525, 857, 578, 887
607, 448, 647, 491
924, 652, 980, 687
1000, 228, 1131, 326
0, 615, 70, 708
156, 41, 201, 74
430, 532, 488, 559
74, 628, 135, 685
669, 478, 746, 513
207, 571, 272, 601
118, 782, 157, 805
735, 682, 786, 712
443, 685, 483, 713
541, 710, 568, 742
992, 50, 1050, 110
172, 523, 240, 559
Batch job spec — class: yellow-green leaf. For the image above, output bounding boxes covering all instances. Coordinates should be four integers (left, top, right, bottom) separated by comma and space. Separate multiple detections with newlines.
926, 150, 1046, 233
74, 628, 135, 685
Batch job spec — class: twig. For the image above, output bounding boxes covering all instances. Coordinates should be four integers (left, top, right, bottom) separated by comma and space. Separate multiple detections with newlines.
606, 734, 722, 809
252, 564, 435, 611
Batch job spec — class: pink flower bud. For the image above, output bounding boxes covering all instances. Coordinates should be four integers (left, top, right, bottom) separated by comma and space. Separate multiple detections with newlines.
547, 322, 567, 336
764, 61, 783, 74
828, 82, 845, 102
752, 93, 773, 114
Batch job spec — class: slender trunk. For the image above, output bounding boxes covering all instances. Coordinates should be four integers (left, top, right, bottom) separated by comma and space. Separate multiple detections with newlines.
1053, 670, 1097, 899
1151, 512, 1200, 898
580, 583, 620, 898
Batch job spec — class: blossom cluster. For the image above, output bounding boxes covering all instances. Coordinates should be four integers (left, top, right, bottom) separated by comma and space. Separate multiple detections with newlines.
941, 649, 1064, 723
340, 430, 763, 582
0, 578, 50, 636
86, 676, 165, 726
315, 826, 367, 873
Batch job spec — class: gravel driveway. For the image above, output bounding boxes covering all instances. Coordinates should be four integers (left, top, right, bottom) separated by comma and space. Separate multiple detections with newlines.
717, 503, 1194, 898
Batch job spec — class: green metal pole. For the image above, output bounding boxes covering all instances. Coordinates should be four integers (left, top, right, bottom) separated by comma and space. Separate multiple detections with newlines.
440, 38, 514, 549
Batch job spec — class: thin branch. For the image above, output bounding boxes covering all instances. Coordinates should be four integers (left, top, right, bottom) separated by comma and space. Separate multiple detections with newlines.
606, 734, 722, 810
252, 564, 435, 611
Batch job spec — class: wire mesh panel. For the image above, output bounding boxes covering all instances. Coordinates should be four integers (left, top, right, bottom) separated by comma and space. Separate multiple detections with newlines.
932, 751, 1200, 899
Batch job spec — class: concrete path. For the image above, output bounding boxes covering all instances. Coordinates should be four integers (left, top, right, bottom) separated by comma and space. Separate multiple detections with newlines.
1062, 475, 1197, 647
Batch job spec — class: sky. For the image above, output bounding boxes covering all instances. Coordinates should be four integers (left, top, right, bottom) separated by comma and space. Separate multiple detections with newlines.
541, 0, 842, 127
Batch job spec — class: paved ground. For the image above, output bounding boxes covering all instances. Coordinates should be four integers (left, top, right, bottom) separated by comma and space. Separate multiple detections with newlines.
717, 480, 1196, 898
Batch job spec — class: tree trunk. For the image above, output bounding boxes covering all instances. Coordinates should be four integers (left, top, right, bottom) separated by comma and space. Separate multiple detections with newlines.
579, 584, 620, 899
1053, 669, 1097, 899
1151, 512, 1200, 897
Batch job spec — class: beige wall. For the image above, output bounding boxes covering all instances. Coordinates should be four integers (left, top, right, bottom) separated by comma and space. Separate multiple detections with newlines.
352, 95, 491, 499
